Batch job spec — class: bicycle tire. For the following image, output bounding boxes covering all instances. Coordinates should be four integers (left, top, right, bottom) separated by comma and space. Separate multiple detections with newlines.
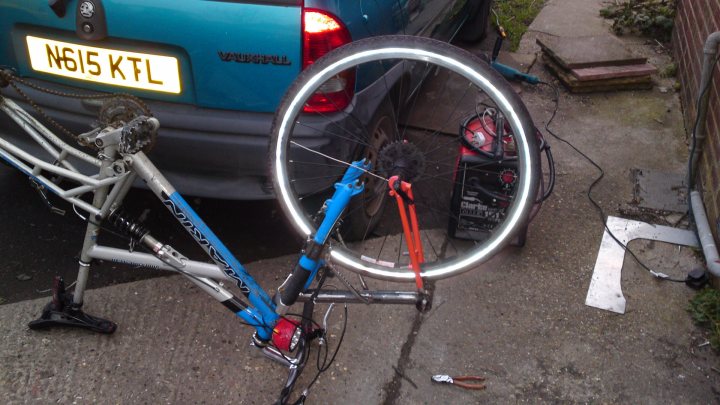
270, 35, 539, 281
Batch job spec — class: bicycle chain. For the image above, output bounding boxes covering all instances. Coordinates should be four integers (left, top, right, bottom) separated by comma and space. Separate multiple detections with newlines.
0, 70, 152, 146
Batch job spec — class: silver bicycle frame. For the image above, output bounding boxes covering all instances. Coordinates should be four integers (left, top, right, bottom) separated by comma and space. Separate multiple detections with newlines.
0, 96, 238, 305
0, 95, 423, 311
1, 70, 433, 404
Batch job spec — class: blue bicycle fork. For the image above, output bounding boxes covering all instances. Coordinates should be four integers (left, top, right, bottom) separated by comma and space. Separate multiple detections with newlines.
273, 160, 369, 314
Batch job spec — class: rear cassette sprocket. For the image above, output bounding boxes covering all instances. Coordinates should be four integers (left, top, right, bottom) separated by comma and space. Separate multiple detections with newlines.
98, 97, 156, 152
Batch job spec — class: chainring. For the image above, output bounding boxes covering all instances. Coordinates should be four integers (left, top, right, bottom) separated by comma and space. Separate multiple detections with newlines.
98, 97, 149, 127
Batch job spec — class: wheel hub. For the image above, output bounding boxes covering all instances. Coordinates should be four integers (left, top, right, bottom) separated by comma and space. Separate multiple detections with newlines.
377, 141, 425, 182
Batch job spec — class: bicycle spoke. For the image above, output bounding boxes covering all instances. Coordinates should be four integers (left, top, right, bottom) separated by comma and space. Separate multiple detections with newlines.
271, 36, 539, 280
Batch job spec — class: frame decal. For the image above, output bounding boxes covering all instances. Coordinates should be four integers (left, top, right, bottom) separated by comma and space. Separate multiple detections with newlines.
161, 191, 251, 294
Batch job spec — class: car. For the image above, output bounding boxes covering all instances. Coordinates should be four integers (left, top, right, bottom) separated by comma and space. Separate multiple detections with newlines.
0, 0, 491, 200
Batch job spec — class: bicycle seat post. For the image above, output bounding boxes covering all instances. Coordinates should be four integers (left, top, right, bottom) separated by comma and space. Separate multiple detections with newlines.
73, 133, 121, 307
29, 126, 123, 334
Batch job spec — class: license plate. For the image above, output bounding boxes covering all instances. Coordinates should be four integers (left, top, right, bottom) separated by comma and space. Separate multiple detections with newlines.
26, 36, 181, 94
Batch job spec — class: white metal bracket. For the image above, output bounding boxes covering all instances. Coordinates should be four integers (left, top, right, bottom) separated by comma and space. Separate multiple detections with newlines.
585, 216, 699, 314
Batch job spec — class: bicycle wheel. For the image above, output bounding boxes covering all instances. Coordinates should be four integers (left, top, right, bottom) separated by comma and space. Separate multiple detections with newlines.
270, 35, 539, 282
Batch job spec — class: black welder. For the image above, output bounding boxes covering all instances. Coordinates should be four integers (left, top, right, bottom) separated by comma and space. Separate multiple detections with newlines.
448, 109, 542, 245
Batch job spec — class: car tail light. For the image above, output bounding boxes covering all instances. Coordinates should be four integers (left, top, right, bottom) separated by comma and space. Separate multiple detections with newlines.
302, 10, 354, 113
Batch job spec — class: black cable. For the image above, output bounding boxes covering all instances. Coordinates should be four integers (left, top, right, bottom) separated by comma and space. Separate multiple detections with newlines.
316, 305, 348, 374
292, 302, 348, 404
538, 80, 685, 283
282, 312, 322, 329
539, 138, 556, 202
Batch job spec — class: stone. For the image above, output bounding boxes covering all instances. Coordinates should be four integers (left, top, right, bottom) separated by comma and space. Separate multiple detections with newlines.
537, 35, 647, 69
542, 55, 653, 93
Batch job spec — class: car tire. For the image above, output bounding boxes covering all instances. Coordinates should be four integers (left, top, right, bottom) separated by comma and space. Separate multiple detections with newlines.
458, 0, 492, 43
341, 100, 395, 241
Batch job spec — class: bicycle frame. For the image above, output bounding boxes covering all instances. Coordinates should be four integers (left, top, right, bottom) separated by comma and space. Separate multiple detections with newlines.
0, 95, 425, 342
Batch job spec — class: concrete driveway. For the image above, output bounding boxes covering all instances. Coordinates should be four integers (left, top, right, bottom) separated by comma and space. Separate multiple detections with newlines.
1, 0, 718, 403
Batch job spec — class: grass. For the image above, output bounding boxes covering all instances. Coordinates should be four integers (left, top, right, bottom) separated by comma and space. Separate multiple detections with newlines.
492, 0, 546, 51
688, 287, 720, 350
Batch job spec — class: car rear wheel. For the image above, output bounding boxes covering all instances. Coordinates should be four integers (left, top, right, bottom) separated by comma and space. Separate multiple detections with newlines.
458, 0, 492, 43
342, 100, 394, 241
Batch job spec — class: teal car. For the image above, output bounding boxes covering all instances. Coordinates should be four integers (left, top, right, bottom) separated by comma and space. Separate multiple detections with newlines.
0, 0, 490, 199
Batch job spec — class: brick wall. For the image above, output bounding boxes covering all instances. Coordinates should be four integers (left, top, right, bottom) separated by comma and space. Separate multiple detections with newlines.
672, 0, 720, 234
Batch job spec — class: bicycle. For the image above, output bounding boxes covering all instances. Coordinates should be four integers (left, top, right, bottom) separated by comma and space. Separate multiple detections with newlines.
0, 35, 541, 403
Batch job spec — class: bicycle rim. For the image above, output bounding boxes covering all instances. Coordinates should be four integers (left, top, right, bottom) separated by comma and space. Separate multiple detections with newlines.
271, 36, 539, 281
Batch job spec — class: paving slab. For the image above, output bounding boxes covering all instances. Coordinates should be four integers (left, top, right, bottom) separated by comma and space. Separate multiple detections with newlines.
2, 1, 719, 404
531, 0, 609, 36
631, 169, 688, 214
537, 36, 647, 69
518, 0, 611, 54
396, 242, 715, 403
0, 256, 419, 404
387, 83, 718, 402
542, 55, 653, 93
571, 63, 658, 81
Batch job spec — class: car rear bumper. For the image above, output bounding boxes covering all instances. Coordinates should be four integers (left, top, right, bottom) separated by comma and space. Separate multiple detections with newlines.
0, 89, 276, 199
0, 80, 377, 200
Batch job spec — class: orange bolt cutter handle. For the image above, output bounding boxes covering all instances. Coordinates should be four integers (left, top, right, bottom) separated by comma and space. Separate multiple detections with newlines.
388, 176, 424, 290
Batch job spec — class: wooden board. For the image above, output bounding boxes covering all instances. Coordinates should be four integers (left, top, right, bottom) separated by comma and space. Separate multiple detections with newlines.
542, 55, 653, 93
571, 63, 657, 81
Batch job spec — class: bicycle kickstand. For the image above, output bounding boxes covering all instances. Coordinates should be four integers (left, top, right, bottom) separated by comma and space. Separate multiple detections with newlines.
28, 276, 116, 334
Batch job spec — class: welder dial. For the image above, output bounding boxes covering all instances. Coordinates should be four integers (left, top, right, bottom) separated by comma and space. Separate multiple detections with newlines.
499, 169, 517, 189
